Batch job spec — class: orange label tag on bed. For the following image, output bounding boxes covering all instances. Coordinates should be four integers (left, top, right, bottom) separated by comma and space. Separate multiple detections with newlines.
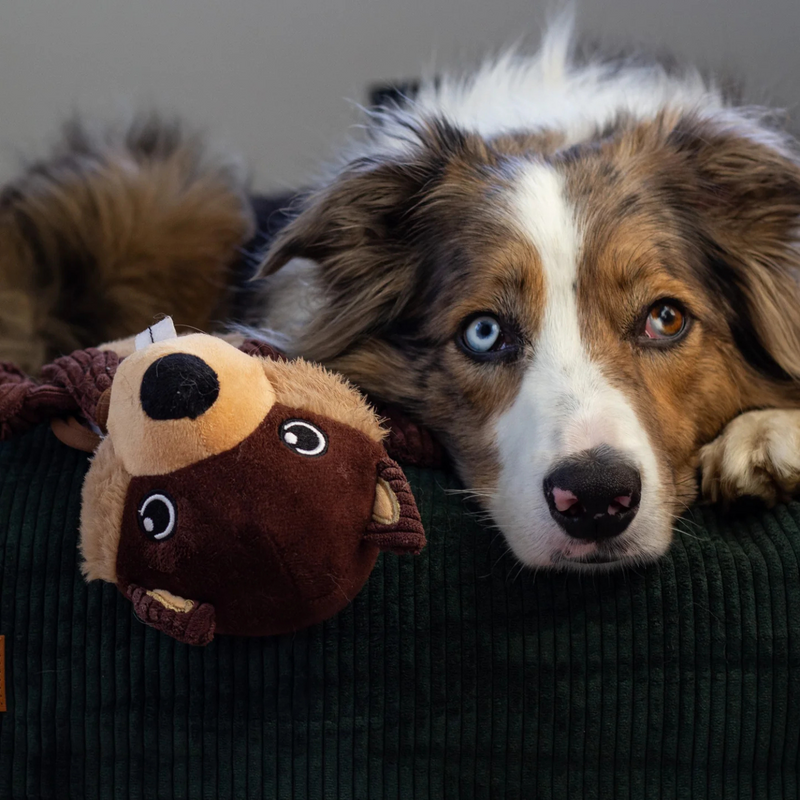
0, 636, 6, 712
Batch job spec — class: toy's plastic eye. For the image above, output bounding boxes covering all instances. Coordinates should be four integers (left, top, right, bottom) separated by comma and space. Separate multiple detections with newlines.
137, 492, 177, 541
280, 419, 328, 457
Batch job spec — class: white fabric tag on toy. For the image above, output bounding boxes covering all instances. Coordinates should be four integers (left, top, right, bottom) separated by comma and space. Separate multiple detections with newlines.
134, 317, 177, 351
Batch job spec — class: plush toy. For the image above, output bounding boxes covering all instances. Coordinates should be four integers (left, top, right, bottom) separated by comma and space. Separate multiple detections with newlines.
77, 323, 425, 645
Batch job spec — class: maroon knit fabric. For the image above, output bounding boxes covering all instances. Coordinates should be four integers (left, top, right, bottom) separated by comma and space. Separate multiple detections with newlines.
376, 403, 447, 470
238, 339, 288, 361
41, 349, 119, 425
0, 348, 117, 440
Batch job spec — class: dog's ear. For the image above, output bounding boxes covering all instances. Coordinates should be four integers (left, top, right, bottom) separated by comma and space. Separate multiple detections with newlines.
260, 158, 423, 275
258, 121, 479, 361
668, 116, 800, 383
257, 160, 424, 360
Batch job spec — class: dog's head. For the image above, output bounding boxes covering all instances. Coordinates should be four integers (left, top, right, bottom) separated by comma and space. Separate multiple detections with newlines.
260, 106, 800, 569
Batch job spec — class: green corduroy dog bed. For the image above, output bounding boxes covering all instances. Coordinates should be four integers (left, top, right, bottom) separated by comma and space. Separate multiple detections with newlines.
0, 424, 798, 799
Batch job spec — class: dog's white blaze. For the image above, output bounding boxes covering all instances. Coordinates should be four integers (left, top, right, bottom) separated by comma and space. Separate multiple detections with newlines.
491, 163, 668, 567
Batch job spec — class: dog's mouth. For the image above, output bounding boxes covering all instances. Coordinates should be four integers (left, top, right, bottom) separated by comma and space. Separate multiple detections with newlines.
550, 540, 634, 569
564, 552, 620, 565
553, 553, 631, 571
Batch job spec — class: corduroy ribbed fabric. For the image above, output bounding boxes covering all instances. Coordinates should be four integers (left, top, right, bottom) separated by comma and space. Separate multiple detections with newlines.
0, 424, 798, 799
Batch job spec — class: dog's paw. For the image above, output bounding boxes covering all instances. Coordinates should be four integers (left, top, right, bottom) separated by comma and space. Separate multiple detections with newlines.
699, 409, 800, 505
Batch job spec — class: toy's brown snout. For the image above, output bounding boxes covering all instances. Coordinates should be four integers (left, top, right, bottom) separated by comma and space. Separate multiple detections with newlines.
140, 353, 220, 421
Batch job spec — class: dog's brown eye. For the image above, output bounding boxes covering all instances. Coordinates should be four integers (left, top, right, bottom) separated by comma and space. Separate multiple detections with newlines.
644, 302, 686, 340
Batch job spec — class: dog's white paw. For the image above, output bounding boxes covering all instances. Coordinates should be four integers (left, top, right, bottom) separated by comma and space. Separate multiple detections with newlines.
699, 409, 800, 505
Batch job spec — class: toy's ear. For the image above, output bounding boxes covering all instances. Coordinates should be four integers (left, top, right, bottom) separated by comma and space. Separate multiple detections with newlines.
364, 455, 426, 555
127, 585, 216, 646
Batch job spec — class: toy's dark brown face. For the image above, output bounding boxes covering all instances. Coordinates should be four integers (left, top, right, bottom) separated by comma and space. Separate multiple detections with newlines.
116, 403, 391, 637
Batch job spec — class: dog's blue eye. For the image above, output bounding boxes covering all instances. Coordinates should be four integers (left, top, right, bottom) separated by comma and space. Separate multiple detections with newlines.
458, 312, 520, 361
464, 315, 501, 352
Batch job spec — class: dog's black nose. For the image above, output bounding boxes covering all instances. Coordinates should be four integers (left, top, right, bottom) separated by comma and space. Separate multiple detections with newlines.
140, 353, 220, 420
543, 447, 641, 540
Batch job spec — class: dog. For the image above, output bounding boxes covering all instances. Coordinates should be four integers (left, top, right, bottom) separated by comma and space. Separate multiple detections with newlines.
256, 20, 800, 569
4, 22, 800, 570
0, 114, 254, 374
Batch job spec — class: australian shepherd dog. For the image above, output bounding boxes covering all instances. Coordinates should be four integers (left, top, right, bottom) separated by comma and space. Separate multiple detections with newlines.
4, 21, 800, 570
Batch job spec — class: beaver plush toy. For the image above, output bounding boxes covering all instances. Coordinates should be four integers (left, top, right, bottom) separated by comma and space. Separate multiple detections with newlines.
78, 324, 425, 645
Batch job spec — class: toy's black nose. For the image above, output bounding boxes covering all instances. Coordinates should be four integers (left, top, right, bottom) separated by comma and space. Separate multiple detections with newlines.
140, 353, 220, 421
543, 446, 641, 540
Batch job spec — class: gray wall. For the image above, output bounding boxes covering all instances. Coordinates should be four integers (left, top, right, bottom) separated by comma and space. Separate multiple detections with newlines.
0, 0, 797, 191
